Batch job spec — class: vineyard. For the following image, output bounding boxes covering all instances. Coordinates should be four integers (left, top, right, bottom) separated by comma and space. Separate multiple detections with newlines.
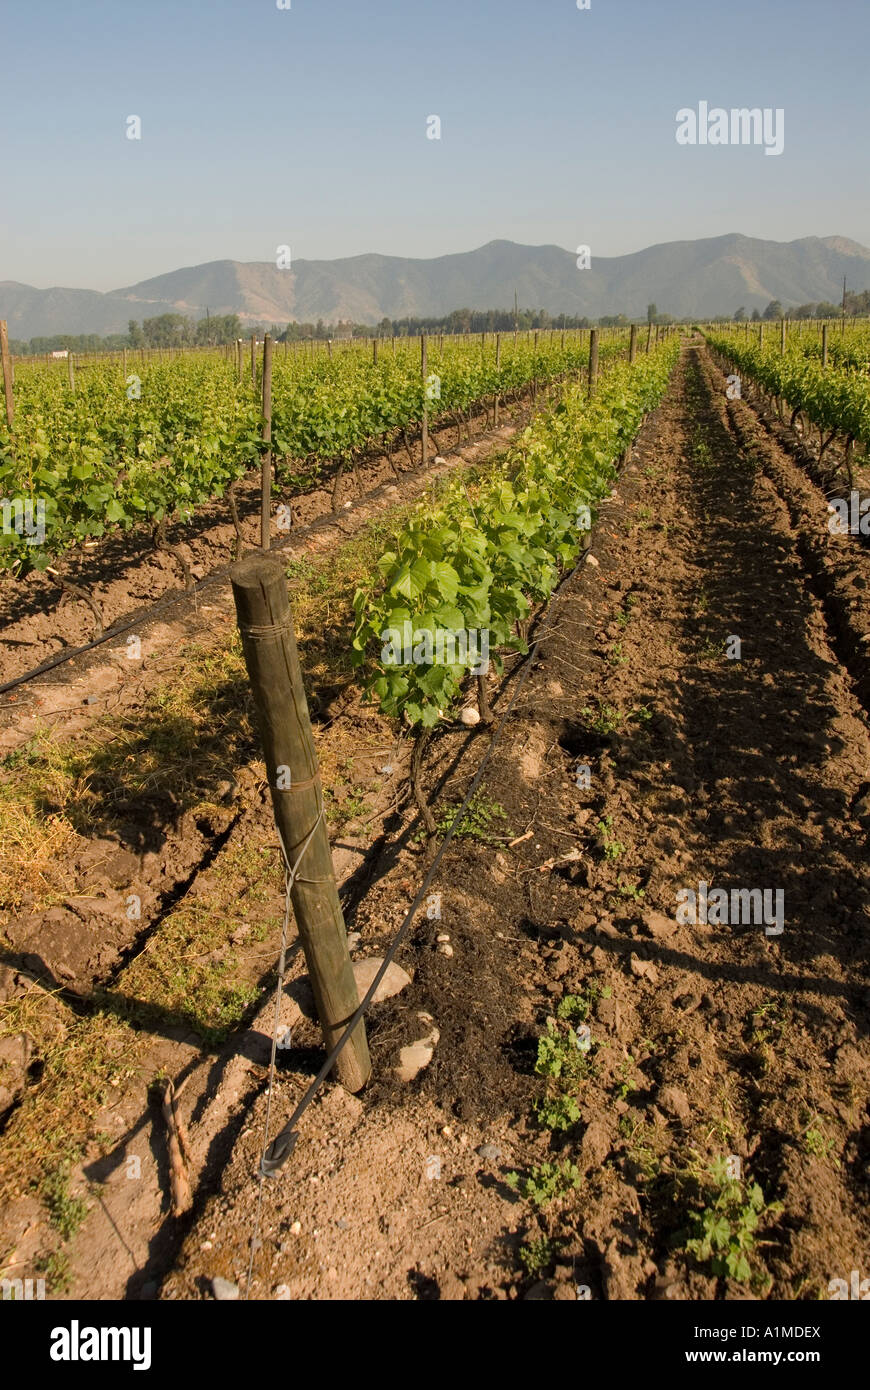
1, 322, 870, 1311
704, 321, 870, 479
0, 330, 629, 579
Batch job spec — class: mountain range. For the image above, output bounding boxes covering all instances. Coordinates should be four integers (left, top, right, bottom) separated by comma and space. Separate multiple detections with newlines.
3, 233, 869, 338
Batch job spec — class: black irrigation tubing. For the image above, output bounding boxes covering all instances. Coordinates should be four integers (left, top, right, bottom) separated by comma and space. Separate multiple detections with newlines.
255, 556, 577, 1180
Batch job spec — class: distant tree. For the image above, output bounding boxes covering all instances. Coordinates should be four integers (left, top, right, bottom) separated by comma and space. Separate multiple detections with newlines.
734, 306, 746, 321
750, 307, 761, 322
128, 319, 145, 348
647, 303, 657, 324
762, 300, 784, 321
142, 313, 192, 347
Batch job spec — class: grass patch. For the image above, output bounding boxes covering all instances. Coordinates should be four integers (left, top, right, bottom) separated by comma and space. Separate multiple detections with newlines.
42, 1163, 89, 1241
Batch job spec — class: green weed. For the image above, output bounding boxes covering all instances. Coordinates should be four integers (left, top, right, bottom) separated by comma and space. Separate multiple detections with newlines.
683, 1157, 782, 1286
506, 1160, 582, 1209
518, 1236, 561, 1275
422, 792, 512, 846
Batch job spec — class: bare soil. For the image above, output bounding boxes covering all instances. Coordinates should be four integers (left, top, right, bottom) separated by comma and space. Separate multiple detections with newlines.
3, 342, 869, 1302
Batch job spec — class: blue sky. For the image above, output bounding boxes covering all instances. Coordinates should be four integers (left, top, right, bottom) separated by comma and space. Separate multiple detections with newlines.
3, 0, 868, 289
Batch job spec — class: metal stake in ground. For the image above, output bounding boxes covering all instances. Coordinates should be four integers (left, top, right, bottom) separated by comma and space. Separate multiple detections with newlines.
230, 556, 371, 1094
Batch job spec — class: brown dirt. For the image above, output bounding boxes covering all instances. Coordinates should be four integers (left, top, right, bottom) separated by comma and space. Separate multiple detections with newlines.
158, 343, 870, 1302
4, 341, 870, 1302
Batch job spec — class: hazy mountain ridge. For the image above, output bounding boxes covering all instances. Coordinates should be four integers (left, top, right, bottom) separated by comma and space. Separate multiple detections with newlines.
3, 234, 869, 338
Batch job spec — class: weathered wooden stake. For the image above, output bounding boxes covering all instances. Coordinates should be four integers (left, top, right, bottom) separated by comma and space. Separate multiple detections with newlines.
421, 333, 429, 465
230, 556, 371, 1092
588, 329, 599, 398
0, 320, 13, 430
629, 323, 638, 363
68, 352, 76, 392
494, 332, 501, 427
250, 335, 257, 388
261, 333, 273, 550
822, 323, 829, 369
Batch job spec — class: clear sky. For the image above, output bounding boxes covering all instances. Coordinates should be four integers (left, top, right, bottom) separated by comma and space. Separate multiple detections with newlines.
3, 0, 868, 290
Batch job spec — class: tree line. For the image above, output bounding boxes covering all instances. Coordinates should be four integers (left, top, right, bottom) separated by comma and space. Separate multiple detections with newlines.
9, 291, 870, 355
723, 289, 870, 324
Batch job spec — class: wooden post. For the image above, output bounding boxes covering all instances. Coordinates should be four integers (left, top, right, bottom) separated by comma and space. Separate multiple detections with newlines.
421, 333, 429, 465
821, 322, 828, 369
327, 338, 332, 358
494, 332, 501, 427
780, 318, 786, 354
261, 333, 273, 550
532, 329, 538, 406
68, 352, 76, 392
250, 335, 257, 388
230, 557, 371, 1093
646, 321, 652, 352
629, 323, 638, 364
373, 337, 378, 365
759, 323, 764, 347
588, 328, 599, 398
236, 338, 243, 383
0, 320, 13, 430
